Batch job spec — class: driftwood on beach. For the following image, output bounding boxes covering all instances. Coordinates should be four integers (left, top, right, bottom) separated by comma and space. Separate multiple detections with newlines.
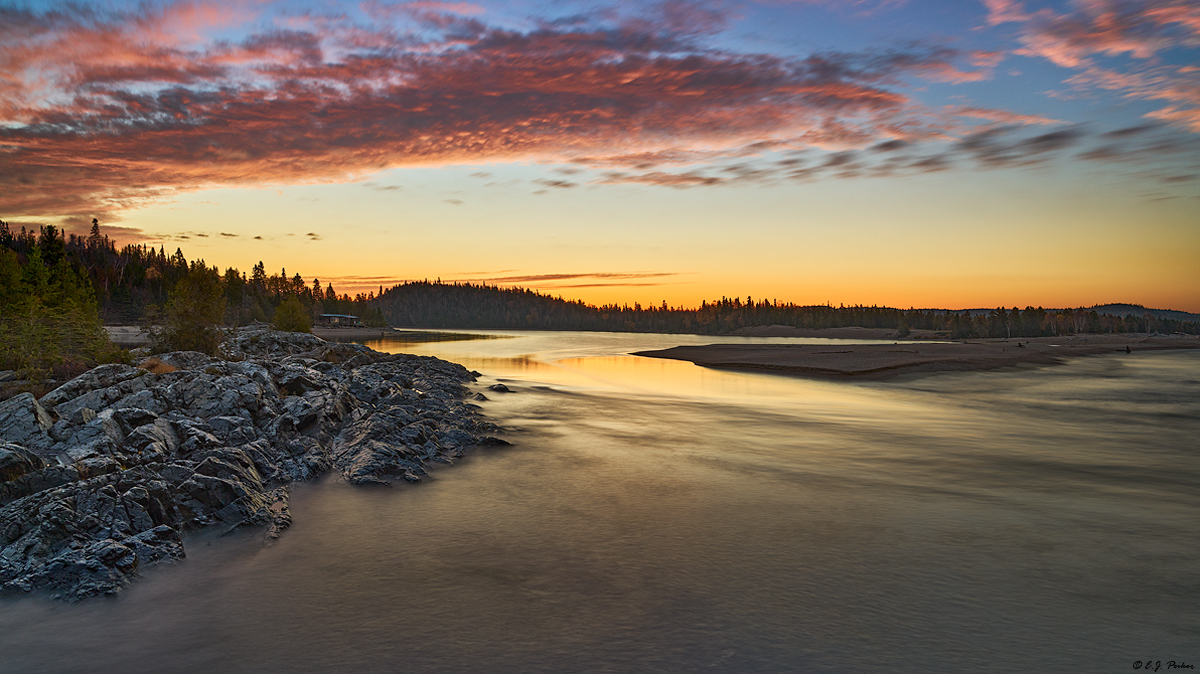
0, 329, 501, 601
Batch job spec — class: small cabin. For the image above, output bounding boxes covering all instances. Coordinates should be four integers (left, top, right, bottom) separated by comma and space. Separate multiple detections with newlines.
317, 314, 361, 327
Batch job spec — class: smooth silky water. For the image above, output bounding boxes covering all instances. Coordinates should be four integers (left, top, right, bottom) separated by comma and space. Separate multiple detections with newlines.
2, 331, 1197, 673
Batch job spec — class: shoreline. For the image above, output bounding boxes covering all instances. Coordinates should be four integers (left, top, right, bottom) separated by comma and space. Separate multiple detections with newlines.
104, 325, 402, 346
102, 326, 493, 348
311, 326, 399, 340
632, 334, 1200, 380
726, 325, 945, 340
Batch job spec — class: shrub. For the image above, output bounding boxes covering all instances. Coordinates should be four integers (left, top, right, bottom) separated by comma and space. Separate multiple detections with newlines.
272, 295, 311, 333
138, 357, 177, 374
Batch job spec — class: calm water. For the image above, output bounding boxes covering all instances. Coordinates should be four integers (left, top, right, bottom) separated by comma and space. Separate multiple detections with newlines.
2, 331, 1197, 673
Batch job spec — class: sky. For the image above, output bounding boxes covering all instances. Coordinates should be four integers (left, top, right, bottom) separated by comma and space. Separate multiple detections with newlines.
1, 0, 1198, 311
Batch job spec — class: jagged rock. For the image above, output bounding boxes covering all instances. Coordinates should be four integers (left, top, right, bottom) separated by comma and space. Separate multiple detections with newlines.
49, 372, 153, 423
0, 327, 501, 601
53, 408, 125, 456
219, 329, 336, 360
153, 351, 214, 371
110, 388, 166, 415
0, 443, 46, 483
40, 364, 144, 409
207, 415, 260, 446
487, 383, 512, 393
0, 393, 55, 454
277, 371, 323, 396
0, 464, 80, 507
125, 418, 180, 459
112, 407, 159, 432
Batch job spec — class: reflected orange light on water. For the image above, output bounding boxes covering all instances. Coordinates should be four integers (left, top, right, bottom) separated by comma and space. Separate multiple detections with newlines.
362, 337, 935, 421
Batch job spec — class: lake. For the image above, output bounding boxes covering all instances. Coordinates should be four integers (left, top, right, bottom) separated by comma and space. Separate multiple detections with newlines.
1, 330, 1197, 673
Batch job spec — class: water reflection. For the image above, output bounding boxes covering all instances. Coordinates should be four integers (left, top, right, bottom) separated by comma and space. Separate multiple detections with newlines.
361, 328, 916, 374
362, 329, 928, 403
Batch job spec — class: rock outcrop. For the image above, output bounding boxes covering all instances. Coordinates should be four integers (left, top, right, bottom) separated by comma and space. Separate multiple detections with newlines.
0, 328, 500, 601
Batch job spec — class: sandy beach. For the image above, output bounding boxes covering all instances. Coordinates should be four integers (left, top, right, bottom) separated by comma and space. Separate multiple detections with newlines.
633, 333, 1200, 379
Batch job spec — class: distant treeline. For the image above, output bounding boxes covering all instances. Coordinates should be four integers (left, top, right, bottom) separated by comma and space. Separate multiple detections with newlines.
0, 220, 385, 327
375, 281, 1200, 337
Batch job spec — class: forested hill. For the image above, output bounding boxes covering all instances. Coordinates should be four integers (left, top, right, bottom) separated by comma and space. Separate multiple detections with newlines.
374, 281, 601, 330
1089, 304, 1200, 323
0, 220, 384, 326
373, 281, 1200, 337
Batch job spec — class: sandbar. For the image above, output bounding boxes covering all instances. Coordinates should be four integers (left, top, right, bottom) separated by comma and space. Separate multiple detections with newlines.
633, 334, 1200, 380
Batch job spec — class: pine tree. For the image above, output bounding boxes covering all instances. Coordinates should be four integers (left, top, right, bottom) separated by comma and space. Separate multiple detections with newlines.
152, 262, 226, 354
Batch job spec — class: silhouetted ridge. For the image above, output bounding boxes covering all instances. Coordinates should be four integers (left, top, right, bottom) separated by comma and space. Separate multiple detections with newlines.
373, 281, 1200, 337
1089, 304, 1200, 323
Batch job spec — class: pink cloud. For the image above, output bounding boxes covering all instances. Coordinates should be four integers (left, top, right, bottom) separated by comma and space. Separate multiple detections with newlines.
986, 0, 1200, 132
403, 1, 486, 15
1066, 63, 1200, 130
1010, 0, 1200, 66
1, 3, 991, 221
598, 171, 727, 187
970, 50, 1006, 68
982, 0, 1031, 25
767, 0, 910, 15
5, 1, 1188, 224
952, 105, 1063, 125
1146, 105, 1200, 131
915, 62, 992, 83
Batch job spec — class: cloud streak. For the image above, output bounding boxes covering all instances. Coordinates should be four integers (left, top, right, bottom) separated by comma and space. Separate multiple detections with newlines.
453, 272, 680, 284
994, 0, 1200, 66
316, 271, 683, 294
0, 1, 995, 219
2, 0, 1195, 222
985, 0, 1200, 131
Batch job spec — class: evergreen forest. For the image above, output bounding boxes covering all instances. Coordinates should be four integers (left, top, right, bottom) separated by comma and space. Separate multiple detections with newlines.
374, 281, 1200, 338
0, 220, 386, 327
0, 220, 384, 379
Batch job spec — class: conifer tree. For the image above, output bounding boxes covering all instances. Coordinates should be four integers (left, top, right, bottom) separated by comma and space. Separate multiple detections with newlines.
272, 295, 311, 333
152, 262, 226, 354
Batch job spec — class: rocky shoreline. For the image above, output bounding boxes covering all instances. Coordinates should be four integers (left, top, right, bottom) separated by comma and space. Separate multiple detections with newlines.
0, 328, 503, 601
